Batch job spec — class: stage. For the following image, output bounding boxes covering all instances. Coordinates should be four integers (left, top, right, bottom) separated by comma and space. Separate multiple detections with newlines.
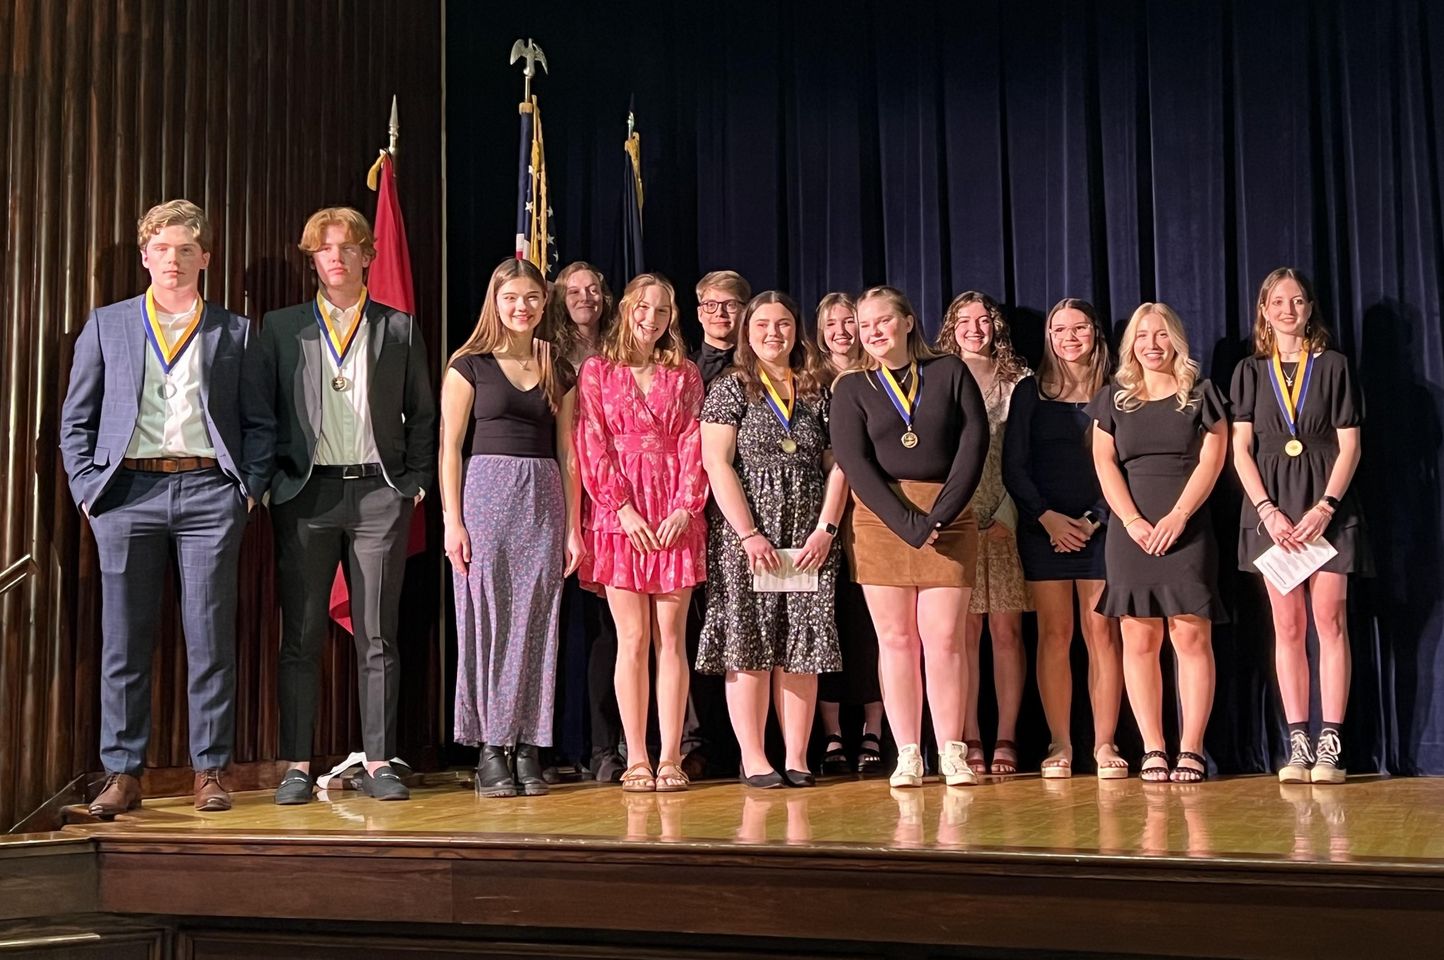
3, 773, 1442, 958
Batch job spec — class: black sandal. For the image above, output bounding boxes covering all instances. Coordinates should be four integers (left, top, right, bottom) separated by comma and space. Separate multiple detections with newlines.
1171, 751, 1208, 783
857, 733, 884, 775
1140, 749, 1171, 783
820, 734, 851, 775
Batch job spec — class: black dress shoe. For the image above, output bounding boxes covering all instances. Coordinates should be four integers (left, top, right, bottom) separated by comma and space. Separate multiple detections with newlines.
784, 769, 816, 788
514, 743, 550, 796
476, 745, 517, 798
740, 770, 786, 789
274, 768, 315, 805
360, 764, 411, 801
591, 750, 625, 783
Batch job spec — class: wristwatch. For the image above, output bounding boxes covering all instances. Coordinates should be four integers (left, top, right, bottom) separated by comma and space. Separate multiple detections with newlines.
815, 520, 839, 536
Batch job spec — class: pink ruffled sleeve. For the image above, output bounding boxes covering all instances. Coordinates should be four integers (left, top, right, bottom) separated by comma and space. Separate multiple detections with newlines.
670, 361, 710, 517
575, 357, 633, 515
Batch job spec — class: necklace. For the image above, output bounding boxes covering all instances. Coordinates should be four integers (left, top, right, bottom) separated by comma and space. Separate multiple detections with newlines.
496, 350, 534, 370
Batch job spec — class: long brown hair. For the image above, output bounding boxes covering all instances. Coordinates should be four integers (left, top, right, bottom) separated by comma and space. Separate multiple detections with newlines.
731, 291, 825, 403
1037, 297, 1111, 399
449, 258, 566, 412
936, 290, 1028, 384
814, 291, 860, 371
1253, 267, 1332, 357
541, 261, 616, 363
601, 273, 689, 368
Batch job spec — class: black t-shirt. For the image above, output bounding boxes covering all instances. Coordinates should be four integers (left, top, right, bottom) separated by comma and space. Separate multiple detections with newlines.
830, 354, 990, 547
449, 353, 576, 459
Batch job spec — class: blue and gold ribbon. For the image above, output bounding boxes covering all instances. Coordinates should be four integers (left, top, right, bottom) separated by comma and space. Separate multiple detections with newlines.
875, 361, 920, 432
760, 369, 798, 452
141, 288, 204, 374
1267, 342, 1315, 447
313, 287, 369, 367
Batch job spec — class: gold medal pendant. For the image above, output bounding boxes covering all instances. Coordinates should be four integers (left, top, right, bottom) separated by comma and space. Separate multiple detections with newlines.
901, 430, 919, 449
331, 375, 350, 392
779, 437, 798, 454
1284, 438, 1304, 457
158, 380, 178, 400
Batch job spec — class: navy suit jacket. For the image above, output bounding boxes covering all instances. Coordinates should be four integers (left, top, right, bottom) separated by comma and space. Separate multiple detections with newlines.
248, 298, 436, 505
58, 294, 275, 509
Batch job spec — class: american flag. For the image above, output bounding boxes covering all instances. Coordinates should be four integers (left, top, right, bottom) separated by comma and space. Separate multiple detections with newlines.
515, 95, 558, 276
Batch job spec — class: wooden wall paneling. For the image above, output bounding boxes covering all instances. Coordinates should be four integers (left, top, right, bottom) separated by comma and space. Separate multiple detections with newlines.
0, 0, 444, 831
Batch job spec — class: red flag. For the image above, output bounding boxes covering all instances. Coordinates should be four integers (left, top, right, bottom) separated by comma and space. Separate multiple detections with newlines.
329, 151, 427, 631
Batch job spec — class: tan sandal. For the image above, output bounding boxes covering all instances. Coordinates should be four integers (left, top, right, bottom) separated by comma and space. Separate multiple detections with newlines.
620, 762, 655, 793
1094, 742, 1130, 780
1041, 742, 1073, 779
654, 760, 690, 793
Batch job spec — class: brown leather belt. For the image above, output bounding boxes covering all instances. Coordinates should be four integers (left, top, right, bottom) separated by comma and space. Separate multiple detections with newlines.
121, 456, 219, 473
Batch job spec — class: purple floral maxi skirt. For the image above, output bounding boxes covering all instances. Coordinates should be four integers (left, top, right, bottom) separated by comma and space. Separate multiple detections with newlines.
453, 454, 564, 747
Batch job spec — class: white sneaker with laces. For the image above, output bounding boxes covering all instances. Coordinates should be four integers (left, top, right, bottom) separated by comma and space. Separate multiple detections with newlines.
939, 740, 979, 787
889, 743, 924, 788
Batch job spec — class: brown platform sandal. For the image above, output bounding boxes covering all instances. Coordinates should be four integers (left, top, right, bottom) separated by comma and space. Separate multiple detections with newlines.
990, 739, 1019, 776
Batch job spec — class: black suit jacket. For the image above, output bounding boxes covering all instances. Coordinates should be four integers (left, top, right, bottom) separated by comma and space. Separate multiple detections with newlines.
249, 297, 436, 504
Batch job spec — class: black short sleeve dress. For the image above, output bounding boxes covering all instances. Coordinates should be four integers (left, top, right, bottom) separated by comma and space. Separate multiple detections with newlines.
1229, 349, 1372, 575
1086, 380, 1228, 620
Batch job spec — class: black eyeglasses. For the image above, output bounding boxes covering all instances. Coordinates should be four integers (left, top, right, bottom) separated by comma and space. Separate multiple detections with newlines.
699, 299, 743, 316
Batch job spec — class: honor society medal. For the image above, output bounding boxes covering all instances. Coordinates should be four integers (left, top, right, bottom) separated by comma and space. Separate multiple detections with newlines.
901, 430, 919, 449
331, 375, 350, 391
779, 437, 798, 454
1284, 438, 1304, 457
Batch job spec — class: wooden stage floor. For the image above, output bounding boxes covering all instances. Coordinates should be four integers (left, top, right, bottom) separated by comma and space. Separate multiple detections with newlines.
7, 773, 1444, 958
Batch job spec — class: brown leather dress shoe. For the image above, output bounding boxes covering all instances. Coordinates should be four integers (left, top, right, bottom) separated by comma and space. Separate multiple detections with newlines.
193, 768, 232, 811
89, 772, 142, 818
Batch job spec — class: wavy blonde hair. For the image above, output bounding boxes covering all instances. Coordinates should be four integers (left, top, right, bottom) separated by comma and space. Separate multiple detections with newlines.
449, 258, 567, 413
1113, 301, 1199, 413
813, 292, 859, 371
602, 273, 688, 368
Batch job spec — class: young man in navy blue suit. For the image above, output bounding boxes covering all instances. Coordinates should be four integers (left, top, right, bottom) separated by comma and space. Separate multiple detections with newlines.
59, 200, 273, 817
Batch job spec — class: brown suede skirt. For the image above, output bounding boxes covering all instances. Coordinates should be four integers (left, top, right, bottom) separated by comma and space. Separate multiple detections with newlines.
843, 481, 979, 588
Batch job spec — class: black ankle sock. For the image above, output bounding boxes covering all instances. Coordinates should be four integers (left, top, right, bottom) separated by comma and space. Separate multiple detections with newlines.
1288, 721, 1311, 740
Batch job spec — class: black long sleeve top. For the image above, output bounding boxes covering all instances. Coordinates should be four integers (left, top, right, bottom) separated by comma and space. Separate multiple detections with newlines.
830, 354, 990, 548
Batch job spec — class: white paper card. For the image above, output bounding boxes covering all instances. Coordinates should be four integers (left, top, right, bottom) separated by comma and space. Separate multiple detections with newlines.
1253, 537, 1338, 595
751, 548, 819, 593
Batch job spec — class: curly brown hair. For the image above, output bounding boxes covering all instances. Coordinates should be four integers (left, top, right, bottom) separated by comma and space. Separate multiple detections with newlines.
936, 290, 1029, 384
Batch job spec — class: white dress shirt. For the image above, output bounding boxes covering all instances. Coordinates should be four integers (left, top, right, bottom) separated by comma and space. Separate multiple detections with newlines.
314, 294, 382, 467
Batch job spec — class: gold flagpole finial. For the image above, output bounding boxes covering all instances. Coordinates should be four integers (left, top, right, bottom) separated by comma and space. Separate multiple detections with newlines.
509, 38, 549, 105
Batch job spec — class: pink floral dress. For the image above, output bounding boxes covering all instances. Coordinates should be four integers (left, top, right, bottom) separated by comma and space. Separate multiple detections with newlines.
575, 355, 709, 593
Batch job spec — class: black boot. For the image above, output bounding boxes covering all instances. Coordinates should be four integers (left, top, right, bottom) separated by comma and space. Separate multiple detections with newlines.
514, 743, 550, 796
476, 744, 516, 798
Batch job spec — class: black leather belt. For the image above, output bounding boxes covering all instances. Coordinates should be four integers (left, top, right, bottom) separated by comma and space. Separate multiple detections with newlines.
313, 463, 383, 480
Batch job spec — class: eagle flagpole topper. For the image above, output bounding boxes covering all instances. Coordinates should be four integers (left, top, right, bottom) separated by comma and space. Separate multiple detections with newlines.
511, 38, 557, 275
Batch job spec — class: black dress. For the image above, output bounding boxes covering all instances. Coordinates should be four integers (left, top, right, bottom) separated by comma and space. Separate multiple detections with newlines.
1087, 381, 1228, 620
1002, 375, 1109, 581
1230, 349, 1372, 575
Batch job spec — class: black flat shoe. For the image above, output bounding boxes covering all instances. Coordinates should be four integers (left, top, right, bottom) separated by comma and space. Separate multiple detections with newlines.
273, 768, 315, 805
514, 743, 550, 796
476, 744, 517, 798
360, 764, 411, 801
784, 769, 816, 788
740, 770, 786, 789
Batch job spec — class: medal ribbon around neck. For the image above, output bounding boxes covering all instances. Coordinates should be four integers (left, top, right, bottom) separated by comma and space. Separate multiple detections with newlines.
1267, 341, 1315, 439
875, 361, 920, 431
759, 368, 795, 435
313, 287, 369, 368
142, 288, 205, 374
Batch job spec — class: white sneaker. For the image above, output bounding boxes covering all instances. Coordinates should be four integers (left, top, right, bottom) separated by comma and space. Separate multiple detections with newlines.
939, 740, 979, 787
889, 743, 924, 787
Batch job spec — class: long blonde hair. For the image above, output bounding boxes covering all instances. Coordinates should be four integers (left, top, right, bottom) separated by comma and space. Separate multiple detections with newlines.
1113, 302, 1200, 413
449, 258, 566, 412
1037, 297, 1111, 400
814, 291, 860, 371
844, 285, 937, 376
602, 273, 689, 368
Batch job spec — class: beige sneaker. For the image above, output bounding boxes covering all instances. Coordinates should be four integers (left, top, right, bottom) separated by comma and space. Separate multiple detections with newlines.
889, 743, 924, 788
939, 740, 979, 786
1278, 728, 1315, 783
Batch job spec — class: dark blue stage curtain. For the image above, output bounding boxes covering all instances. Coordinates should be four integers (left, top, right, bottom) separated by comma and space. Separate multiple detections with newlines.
446, 0, 1444, 774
